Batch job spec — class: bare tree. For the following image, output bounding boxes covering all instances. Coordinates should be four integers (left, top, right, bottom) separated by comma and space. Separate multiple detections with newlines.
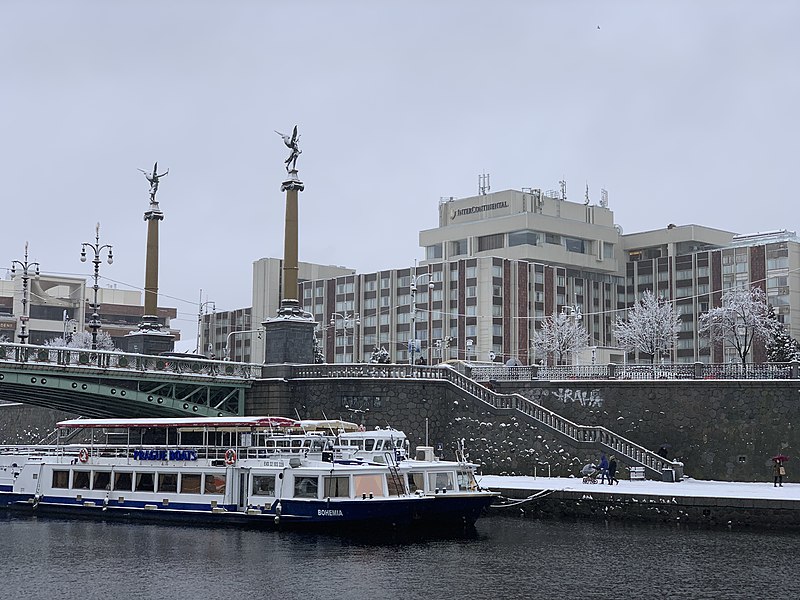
533, 310, 589, 365
614, 290, 680, 364
699, 286, 772, 365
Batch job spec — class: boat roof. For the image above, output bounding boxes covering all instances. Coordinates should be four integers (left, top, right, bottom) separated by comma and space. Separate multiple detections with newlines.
297, 419, 361, 432
56, 416, 302, 429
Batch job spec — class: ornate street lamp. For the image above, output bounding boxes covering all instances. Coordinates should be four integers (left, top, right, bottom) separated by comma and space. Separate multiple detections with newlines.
409, 272, 434, 365
80, 223, 113, 350
10, 242, 40, 344
330, 312, 360, 363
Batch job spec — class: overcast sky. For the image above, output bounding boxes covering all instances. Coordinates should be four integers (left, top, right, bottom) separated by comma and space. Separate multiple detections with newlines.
2, 1, 797, 350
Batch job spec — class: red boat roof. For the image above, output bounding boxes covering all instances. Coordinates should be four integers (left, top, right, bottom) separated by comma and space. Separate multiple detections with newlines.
56, 416, 300, 429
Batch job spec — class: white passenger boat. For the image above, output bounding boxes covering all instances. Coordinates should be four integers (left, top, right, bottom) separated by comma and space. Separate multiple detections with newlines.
0, 417, 497, 530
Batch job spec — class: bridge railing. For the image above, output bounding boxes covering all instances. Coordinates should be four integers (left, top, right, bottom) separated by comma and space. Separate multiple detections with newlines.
0, 342, 258, 379
291, 363, 448, 380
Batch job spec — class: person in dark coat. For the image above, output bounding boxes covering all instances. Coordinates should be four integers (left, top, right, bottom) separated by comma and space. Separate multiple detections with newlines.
774, 459, 786, 487
598, 452, 609, 484
608, 455, 618, 485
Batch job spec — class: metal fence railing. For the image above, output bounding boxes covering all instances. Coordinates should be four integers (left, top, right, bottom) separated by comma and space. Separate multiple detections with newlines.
0, 342, 258, 379
287, 361, 800, 382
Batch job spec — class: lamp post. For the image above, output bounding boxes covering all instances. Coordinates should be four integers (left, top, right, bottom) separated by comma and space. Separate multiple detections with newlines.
80, 223, 114, 350
197, 298, 216, 356
10, 242, 40, 345
409, 271, 434, 365
561, 303, 582, 365
225, 327, 264, 362
330, 312, 359, 363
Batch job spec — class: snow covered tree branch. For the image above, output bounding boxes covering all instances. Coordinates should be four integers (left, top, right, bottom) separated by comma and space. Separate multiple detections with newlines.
44, 331, 116, 351
765, 307, 800, 363
698, 286, 772, 365
614, 289, 680, 363
532, 310, 589, 365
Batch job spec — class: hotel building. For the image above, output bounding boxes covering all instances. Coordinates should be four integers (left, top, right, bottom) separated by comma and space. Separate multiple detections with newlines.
203, 187, 800, 365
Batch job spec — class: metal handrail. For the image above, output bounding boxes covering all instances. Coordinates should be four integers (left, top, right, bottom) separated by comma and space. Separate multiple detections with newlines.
285, 362, 682, 479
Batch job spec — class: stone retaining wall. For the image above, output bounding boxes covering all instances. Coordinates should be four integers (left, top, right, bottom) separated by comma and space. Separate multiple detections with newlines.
3, 374, 798, 483
494, 487, 800, 530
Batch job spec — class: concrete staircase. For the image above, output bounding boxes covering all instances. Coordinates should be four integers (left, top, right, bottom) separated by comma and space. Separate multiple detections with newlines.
440, 367, 683, 480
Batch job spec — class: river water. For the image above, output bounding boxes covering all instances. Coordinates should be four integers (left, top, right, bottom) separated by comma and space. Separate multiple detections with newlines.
3, 513, 798, 600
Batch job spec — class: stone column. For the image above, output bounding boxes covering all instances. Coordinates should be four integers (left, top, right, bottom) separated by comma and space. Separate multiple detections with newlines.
281, 170, 303, 300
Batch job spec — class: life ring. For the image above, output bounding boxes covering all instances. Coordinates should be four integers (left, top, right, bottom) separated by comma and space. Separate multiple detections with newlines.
224, 449, 237, 465
78, 448, 89, 463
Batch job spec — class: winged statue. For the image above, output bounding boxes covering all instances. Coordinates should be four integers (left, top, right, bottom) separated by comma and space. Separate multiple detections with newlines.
138, 161, 169, 203
275, 125, 301, 172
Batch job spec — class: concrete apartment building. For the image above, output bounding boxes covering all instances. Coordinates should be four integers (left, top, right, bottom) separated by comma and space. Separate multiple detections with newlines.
202, 187, 800, 365
0, 275, 179, 347
201, 259, 353, 361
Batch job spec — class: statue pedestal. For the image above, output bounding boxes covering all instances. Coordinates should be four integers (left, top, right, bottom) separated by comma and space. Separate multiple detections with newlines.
121, 316, 175, 355
262, 300, 317, 364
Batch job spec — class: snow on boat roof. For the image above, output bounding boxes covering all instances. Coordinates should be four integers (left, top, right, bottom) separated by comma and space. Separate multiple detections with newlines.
56, 416, 301, 429
298, 419, 360, 432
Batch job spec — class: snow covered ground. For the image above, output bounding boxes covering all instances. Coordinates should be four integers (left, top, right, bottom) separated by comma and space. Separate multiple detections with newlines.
477, 475, 800, 501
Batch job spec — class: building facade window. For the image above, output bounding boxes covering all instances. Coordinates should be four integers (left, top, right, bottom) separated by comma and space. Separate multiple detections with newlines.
426, 244, 443, 260
477, 234, 504, 252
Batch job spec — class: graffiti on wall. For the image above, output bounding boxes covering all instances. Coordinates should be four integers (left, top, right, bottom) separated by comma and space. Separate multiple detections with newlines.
526, 387, 604, 407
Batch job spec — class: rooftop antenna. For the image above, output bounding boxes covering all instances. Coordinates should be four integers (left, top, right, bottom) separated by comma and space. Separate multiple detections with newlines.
584, 182, 590, 205
478, 173, 491, 196
559, 179, 567, 201
600, 188, 609, 208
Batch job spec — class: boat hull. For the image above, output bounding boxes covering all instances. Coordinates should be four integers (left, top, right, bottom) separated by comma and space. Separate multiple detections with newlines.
3, 492, 495, 531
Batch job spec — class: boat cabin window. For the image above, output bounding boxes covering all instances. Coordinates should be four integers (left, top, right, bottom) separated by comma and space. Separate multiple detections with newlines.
386, 474, 404, 496
323, 476, 349, 498
428, 471, 455, 492
204, 474, 226, 495
92, 471, 111, 490
114, 472, 133, 492
73, 471, 90, 490
52, 470, 69, 489
252, 475, 276, 496
180, 473, 202, 494
158, 473, 178, 493
353, 474, 385, 497
364, 439, 375, 452
457, 471, 476, 491
374, 440, 384, 451
407, 472, 424, 493
136, 472, 155, 493
293, 476, 319, 499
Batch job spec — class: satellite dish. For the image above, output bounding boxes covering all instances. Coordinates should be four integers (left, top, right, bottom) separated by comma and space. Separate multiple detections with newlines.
614, 224, 623, 235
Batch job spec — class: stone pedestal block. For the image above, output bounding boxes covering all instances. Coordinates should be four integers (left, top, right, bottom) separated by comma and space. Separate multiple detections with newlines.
122, 330, 175, 355
263, 301, 318, 364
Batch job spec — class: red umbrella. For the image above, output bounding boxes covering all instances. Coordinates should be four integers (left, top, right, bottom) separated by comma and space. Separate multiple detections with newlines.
772, 454, 790, 462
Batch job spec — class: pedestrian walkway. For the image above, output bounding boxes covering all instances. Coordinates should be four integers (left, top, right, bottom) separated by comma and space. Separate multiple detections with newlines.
478, 475, 800, 502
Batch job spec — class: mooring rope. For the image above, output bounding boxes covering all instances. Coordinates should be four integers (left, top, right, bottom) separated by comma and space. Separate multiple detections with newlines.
490, 488, 555, 507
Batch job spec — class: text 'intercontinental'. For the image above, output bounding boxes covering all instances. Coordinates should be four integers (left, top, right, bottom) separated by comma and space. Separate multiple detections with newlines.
450, 200, 508, 220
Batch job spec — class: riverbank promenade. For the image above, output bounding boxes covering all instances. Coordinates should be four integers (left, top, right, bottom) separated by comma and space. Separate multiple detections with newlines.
478, 475, 800, 529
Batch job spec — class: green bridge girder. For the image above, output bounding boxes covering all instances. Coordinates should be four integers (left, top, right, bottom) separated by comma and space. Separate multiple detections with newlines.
0, 365, 249, 418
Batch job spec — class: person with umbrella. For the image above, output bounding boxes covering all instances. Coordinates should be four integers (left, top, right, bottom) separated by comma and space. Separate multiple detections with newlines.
772, 454, 789, 487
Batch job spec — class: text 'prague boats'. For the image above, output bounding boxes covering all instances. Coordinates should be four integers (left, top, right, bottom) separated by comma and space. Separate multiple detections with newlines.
0, 416, 496, 530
